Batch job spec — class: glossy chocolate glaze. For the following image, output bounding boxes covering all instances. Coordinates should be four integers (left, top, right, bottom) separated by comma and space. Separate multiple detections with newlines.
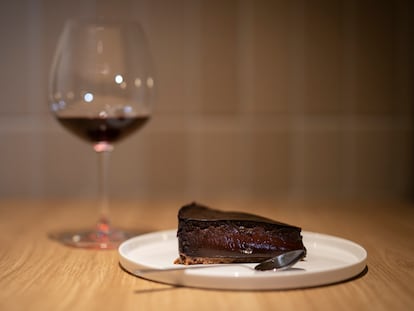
176, 202, 306, 264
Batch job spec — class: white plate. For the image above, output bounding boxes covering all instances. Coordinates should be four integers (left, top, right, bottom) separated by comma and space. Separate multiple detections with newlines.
118, 229, 367, 290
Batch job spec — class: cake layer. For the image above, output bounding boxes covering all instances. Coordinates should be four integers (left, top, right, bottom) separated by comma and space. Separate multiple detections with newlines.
176, 202, 306, 264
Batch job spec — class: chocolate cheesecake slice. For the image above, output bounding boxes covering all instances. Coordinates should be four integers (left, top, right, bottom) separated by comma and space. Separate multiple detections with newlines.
175, 202, 306, 265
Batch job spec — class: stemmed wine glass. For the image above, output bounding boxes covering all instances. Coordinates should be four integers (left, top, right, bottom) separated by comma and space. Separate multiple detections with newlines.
49, 18, 154, 249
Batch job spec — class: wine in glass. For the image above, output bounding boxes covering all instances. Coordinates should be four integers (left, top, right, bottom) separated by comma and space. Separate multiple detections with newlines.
49, 18, 154, 249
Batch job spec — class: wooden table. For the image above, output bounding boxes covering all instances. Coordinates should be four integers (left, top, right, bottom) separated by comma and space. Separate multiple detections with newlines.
0, 199, 413, 310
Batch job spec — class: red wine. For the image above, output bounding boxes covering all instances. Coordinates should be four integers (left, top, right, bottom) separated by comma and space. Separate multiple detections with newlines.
57, 116, 150, 143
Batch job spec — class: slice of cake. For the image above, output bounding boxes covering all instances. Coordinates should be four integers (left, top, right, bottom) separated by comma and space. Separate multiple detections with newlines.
175, 202, 306, 265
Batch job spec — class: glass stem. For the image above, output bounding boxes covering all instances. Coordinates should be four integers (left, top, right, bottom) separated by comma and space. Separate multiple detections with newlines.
95, 142, 114, 234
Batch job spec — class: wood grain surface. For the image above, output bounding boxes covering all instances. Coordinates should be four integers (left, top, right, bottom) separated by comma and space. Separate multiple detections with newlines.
0, 199, 413, 310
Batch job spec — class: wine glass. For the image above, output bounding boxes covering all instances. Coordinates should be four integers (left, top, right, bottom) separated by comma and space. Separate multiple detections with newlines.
49, 18, 154, 249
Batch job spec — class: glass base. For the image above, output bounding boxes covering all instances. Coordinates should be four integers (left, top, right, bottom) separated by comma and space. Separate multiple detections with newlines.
50, 228, 139, 249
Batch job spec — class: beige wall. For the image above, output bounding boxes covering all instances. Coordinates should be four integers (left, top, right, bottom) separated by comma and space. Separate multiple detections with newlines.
0, 0, 413, 201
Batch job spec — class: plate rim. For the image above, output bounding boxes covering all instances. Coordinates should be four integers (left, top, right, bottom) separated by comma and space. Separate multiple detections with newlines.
118, 229, 367, 290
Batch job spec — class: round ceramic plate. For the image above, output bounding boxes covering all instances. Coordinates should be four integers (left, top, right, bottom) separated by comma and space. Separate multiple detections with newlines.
118, 229, 367, 290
